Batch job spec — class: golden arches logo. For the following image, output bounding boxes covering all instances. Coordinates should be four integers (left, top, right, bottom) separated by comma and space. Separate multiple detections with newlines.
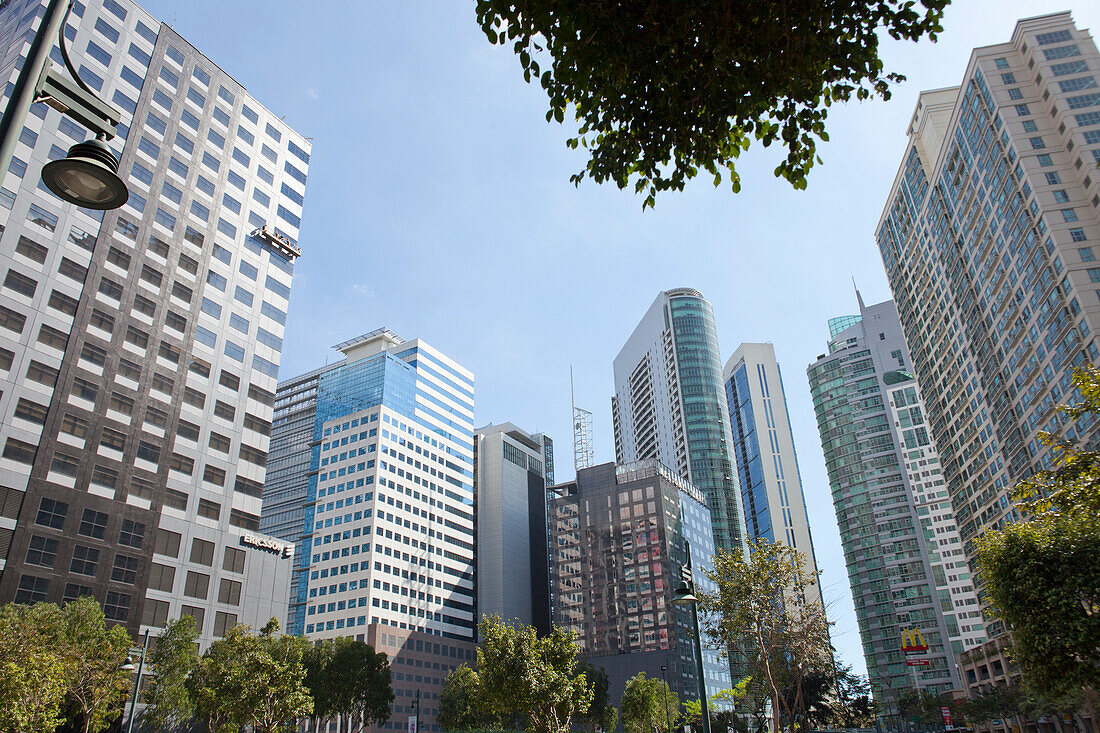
901, 628, 928, 652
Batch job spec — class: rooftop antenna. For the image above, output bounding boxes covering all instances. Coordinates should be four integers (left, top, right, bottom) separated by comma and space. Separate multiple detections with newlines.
571, 366, 594, 472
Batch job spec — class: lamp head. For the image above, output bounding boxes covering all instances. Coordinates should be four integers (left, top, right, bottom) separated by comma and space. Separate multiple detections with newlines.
120, 655, 136, 673
673, 582, 698, 605
41, 138, 128, 210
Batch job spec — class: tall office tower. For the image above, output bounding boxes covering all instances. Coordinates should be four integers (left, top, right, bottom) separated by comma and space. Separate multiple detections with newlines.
264, 328, 476, 733
473, 422, 553, 634
261, 364, 325, 628
0, 0, 309, 645
723, 343, 824, 610
874, 12, 1100, 692
612, 289, 748, 556
549, 460, 732, 709
807, 296, 981, 710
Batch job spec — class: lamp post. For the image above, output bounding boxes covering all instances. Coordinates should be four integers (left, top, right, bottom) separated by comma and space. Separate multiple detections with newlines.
661, 663, 673, 733
124, 630, 151, 733
673, 541, 711, 733
0, 0, 128, 209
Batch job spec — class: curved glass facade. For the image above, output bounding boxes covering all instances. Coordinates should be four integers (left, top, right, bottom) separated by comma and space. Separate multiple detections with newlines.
668, 295, 746, 554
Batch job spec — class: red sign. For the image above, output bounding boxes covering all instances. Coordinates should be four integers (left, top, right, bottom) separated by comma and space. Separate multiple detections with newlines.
942, 707, 953, 727
906, 659, 931, 666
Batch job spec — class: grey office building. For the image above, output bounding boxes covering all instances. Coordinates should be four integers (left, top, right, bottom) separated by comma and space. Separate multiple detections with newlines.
0, 0, 308, 645
473, 422, 553, 634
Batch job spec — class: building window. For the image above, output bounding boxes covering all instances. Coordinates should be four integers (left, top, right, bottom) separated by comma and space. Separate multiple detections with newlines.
35, 498, 68, 529
25, 535, 59, 568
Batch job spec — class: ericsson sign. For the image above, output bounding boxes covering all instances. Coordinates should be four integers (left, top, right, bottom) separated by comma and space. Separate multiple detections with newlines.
240, 533, 294, 558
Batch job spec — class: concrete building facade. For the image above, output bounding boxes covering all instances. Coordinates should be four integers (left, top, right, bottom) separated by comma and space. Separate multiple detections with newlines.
874, 13, 1100, 706
263, 328, 476, 733
0, 0, 308, 645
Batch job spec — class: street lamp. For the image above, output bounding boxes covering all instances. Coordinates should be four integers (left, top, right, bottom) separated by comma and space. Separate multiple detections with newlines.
673, 541, 711, 733
0, 0, 128, 209
123, 630, 150, 733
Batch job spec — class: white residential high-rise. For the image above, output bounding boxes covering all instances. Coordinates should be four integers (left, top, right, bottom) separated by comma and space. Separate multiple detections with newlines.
807, 296, 982, 711
723, 343, 823, 610
473, 422, 553, 633
0, 0, 308, 646
874, 11, 1100, 696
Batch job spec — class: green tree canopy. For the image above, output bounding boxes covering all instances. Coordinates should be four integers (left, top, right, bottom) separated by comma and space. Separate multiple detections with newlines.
56, 596, 133, 733
0, 601, 70, 733
186, 619, 313, 733
699, 539, 832, 733
977, 366, 1100, 720
475, 615, 593, 733
620, 672, 678, 733
438, 664, 497, 732
143, 615, 199, 732
575, 660, 618, 733
304, 636, 393, 732
474, 0, 949, 207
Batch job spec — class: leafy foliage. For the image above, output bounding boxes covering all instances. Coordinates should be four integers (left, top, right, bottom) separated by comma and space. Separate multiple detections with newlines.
143, 615, 199, 732
978, 516, 1100, 700
186, 618, 313, 733
977, 367, 1100, 711
574, 660, 617, 733
620, 672, 678, 733
439, 664, 499, 732
475, 615, 593, 733
55, 596, 132, 733
474, 0, 949, 207
698, 539, 832, 733
0, 602, 70, 733
304, 636, 394, 732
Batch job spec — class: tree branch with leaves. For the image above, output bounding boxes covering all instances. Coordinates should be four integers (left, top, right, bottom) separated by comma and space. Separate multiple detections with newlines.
474, 0, 949, 207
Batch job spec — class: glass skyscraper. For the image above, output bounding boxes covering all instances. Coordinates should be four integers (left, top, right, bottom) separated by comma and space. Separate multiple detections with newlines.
612, 289, 748, 557
724, 342, 823, 610
549, 459, 732, 707
0, 0, 308, 646
263, 328, 476, 733
874, 11, 1100, 694
807, 296, 978, 712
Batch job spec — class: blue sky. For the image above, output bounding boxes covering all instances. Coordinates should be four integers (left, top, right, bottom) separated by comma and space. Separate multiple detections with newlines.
144, 0, 1100, 676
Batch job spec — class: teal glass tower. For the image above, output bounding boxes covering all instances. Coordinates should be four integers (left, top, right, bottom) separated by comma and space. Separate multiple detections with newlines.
612, 289, 747, 556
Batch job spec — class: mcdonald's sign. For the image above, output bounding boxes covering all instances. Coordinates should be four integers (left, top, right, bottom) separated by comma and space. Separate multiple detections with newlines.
901, 628, 929, 652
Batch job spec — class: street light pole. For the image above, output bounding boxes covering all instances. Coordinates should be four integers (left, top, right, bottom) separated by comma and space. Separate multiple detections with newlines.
0, 0, 70, 176
126, 629, 150, 733
673, 541, 711, 733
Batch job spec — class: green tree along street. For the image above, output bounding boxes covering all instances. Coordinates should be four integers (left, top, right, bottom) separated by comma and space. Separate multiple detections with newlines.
0, 597, 131, 733
438, 664, 499, 732
304, 636, 395, 732
143, 615, 200, 731
978, 366, 1100, 724
0, 602, 398, 733
475, 616, 593, 733
699, 539, 833, 733
620, 672, 679, 733
0, 601, 71, 733
575, 659, 618, 733
474, 1, 949, 207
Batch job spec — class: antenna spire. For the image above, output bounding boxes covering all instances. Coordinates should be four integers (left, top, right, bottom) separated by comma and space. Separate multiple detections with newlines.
571, 367, 594, 472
